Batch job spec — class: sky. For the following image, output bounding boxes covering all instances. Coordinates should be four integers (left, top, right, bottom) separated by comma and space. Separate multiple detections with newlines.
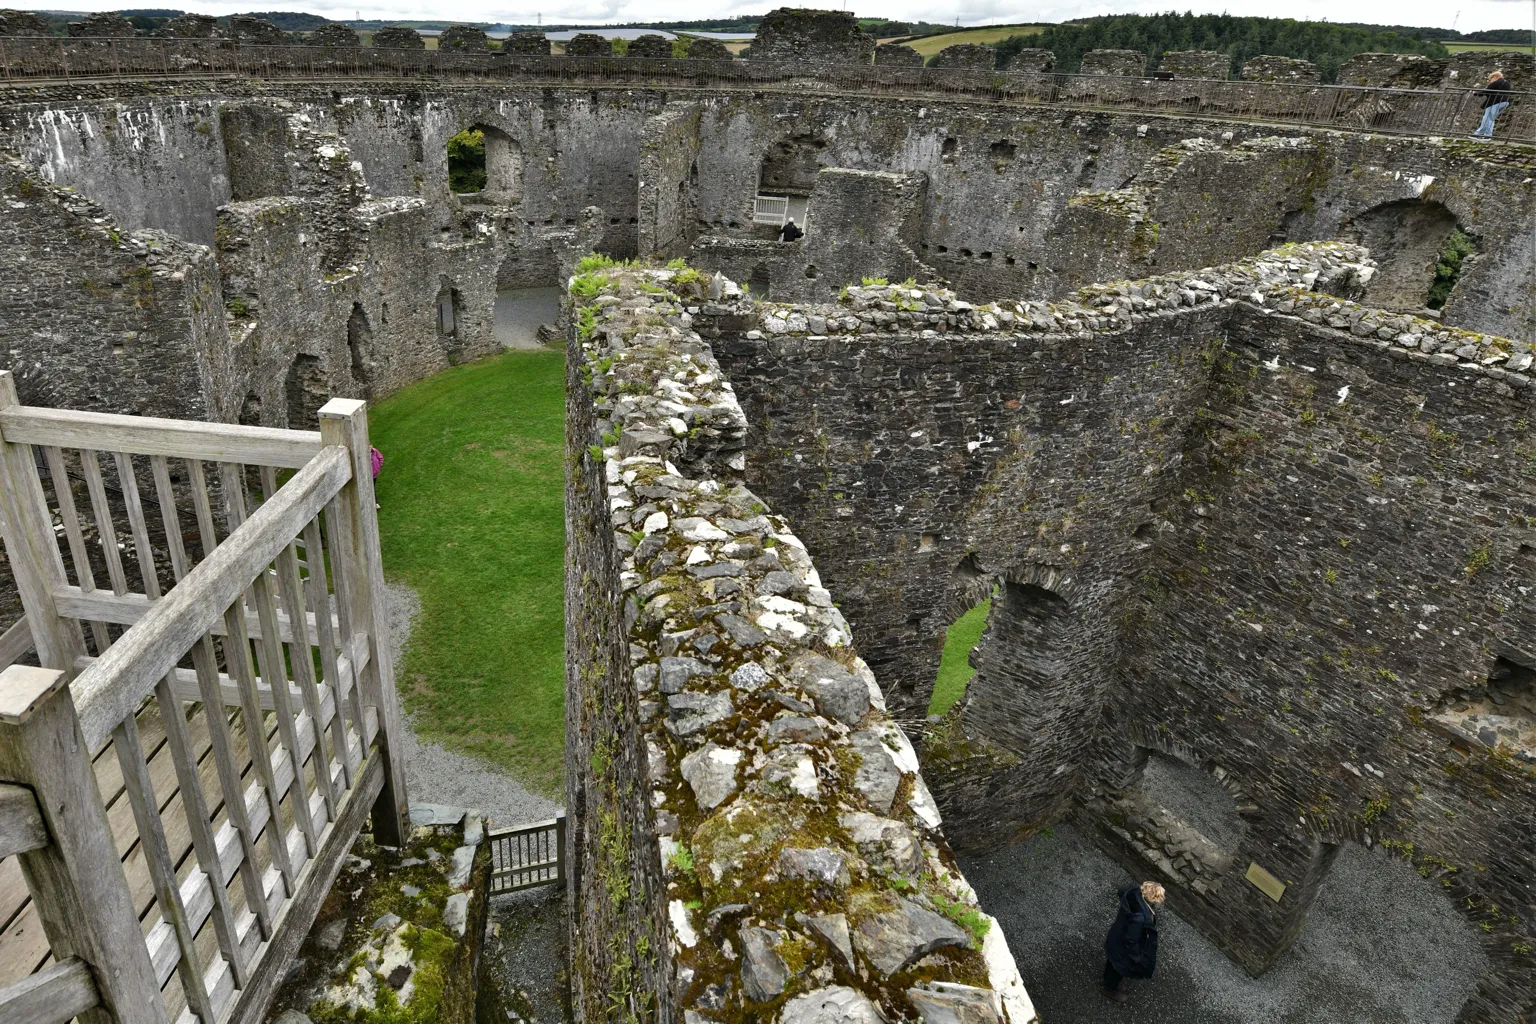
49, 0, 1534, 33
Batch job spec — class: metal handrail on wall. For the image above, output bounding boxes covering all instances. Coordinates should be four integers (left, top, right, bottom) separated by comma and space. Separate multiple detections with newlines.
0, 35, 1528, 141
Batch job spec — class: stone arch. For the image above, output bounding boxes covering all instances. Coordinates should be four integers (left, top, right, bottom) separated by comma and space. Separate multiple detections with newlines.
758, 134, 829, 196
448, 122, 525, 198
1341, 198, 1466, 312
924, 552, 1002, 717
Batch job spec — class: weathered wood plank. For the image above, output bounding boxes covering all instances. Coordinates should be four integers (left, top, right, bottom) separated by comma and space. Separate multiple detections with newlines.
55, 586, 341, 649
41, 447, 112, 654
0, 957, 99, 1024
77, 449, 129, 597
0, 408, 323, 470
220, 602, 296, 898
265, 467, 335, 825
68, 446, 351, 754
320, 399, 408, 845
0, 617, 34, 671
0, 782, 47, 859
153, 676, 248, 988
225, 753, 383, 1024
113, 452, 162, 602
0, 666, 167, 1024
189, 635, 272, 941
111, 714, 217, 1024
185, 460, 219, 563
0, 374, 88, 676
301, 518, 353, 788
248, 567, 317, 860
149, 456, 191, 583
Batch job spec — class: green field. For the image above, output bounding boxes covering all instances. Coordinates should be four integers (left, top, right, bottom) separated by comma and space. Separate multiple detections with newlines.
928, 598, 992, 716
896, 24, 1044, 57
1444, 41, 1535, 54
370, 349, 567, 796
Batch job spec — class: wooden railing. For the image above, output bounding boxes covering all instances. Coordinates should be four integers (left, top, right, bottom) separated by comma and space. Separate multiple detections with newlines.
0, 370, 407, 1024
486, 816, 565, 894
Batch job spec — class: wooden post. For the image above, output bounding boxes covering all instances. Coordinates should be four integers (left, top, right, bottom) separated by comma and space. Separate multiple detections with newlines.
0, 372, 87, 674
0, 665, 168, 1024
318, 398, 408, 846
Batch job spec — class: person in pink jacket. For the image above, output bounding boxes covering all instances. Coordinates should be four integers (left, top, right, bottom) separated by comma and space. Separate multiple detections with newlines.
370, 446, 383, 508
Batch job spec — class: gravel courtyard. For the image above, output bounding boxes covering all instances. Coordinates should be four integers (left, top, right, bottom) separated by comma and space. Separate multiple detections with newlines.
962, 823, 1485, 1024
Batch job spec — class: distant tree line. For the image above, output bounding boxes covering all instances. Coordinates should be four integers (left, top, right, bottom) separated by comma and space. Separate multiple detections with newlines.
996, 13, 1455, 82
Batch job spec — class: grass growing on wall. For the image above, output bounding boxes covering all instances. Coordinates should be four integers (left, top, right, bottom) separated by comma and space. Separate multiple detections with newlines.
369, 349, 567, 796
928, 597, 992, 716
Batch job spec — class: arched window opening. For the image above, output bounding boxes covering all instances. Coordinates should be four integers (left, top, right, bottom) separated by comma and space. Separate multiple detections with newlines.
347, 302, 372, 386
753, 136, 822, 238
447, 128, 486, 193
928, 594, 992, 716
1427, 228, 1476, 310
447, 124, 524, 197
747, 264, 772, 300
238, 391, 262, 427
436, 280, 465, 363
284, 354, 327, 430
1342, 199, 1468, 313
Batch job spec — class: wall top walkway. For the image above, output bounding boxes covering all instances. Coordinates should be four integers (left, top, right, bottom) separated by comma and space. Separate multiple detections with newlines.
0, 35, 1530, 142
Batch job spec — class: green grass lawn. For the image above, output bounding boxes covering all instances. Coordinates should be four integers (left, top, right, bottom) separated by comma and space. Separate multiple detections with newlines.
928, 597, 991, 716
1444, 42, 1535, 54
901, 25, 1043, 57
369, 349, 567, 796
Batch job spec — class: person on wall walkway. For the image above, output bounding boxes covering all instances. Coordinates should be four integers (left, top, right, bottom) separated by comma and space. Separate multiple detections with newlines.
1103, 880, 1164, 1004
778, 217, 803, 243
1472, 71, 1513, 140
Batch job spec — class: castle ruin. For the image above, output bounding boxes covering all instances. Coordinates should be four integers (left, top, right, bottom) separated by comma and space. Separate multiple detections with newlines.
0, 9, 1534, 1023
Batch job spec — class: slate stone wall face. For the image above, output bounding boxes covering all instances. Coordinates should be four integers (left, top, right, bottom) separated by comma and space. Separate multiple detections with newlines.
563, 319, 678, 1024
746, 8, 874, 64
1099, 311, 1536, 1017
1158, 50, 1229, 80
564, 260, 1039, 1023
3, 85, 1531, 344
705, 246, 1536, 1020
0, 154, 231, 419
637, 103, 703, 260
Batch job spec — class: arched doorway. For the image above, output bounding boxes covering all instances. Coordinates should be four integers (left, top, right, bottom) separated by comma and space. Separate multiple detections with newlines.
1342, 199, 1472, 312
446, 124, 524, 199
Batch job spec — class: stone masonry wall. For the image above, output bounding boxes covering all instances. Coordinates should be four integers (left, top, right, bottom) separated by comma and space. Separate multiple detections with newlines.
1097, 307, 1536, 1019
746, 8, 874, 65
1158, 50, 1229, 80
0, 153, 233, 418
638, 103, 703, 261
3, 87, 1532, 343
700, 244, 1536, 1020
564, 256, 1037, 1024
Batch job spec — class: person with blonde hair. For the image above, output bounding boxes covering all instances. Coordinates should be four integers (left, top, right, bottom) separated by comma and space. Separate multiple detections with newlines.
1472, 71, 1513, 140
1103, 880, 1165, 1003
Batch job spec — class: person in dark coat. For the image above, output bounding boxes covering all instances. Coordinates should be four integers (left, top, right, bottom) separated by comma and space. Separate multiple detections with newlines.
777, 217, 803, 242
1103, 880, 1164, 1003
1472, 71, 1513, 139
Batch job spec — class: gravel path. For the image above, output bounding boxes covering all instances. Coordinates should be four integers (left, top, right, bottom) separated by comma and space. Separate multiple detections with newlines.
480, 885, 571, 1023
381, 581, 563, 830
961, 822, 1485, 1024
